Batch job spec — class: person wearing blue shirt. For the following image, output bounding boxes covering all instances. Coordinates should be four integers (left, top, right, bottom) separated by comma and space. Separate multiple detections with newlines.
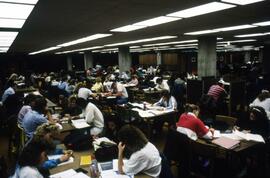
154, 91, 177, 110
1, 81, 15, 103
22, 96, 53, 138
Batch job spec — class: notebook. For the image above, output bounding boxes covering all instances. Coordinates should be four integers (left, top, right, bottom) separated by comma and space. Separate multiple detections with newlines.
212, 136, 240, 149
80, 155, 92, 166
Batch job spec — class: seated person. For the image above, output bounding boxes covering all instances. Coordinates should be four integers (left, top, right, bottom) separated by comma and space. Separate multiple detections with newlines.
249, 90, 270, 120
18, 94, 36, 127
110, 82, 129, 105
176, 104, 214, 140
61, 95, 82, 117
11, 139, 53, 178
91, 77, 104, 93
30, 123, 73, 169
1, 80, 15, 104
128, 75, 139, 86
244, 106, 269, 138
155, 78, 170, 92
76, 98, 104, 136
77, 86, 94, 100
118, 125, 161, 177
22, 96, 54, 138
153, 91, 177, 110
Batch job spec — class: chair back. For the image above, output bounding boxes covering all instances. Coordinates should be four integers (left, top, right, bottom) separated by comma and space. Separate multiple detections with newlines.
215, 115, 237, 129
17, 123, 28, 151
159, 152, 174, 178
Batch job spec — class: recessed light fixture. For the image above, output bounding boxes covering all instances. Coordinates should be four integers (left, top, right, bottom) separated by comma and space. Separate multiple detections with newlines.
235, 33, 266, 37
105, 36, 177, 47
167, 2, 235, 18
253, 21, 270, 26
110, 25, 146, 32
0, 18, 25, 28
0, 2, 34, 19
0, 0, 39, 5
29, 46, 61, 55
133, 16, 181, 26
58, 34, 112, 47
221, 0, 265, 5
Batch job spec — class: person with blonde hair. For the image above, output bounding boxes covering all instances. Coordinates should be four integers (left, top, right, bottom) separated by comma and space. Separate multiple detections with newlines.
91, 77, 103, 93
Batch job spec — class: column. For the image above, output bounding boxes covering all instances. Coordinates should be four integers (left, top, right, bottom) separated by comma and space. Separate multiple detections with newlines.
157, 51, 162, 65
118, 46, 131, 72
244, 51, 251, 63
262, 44, 270, 74
67, 55, 73, 71
84, 51, 94, 70
197, 36, 217, 78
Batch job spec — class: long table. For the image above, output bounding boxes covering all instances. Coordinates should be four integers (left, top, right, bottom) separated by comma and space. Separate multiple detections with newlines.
50, 145, 151, 178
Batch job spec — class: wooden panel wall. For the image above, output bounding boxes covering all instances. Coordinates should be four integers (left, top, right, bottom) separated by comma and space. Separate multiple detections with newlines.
139, 54, 157, 65
162, 53, 178, 65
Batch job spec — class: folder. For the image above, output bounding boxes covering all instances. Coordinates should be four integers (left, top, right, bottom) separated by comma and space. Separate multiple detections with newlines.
80, 155, 92, 166
212, 136, 240, 149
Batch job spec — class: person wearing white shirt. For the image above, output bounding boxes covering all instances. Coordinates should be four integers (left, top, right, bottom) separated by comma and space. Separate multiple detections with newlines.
249, 90, 270, 120
77, 87, 93, 100
76, 98, 104, 136
155, 78, 170, 92
118, 125, 161, 177
111, 82, 128, 104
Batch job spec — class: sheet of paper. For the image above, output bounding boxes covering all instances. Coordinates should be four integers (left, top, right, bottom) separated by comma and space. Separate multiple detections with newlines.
50, 169, 77, 178
220, 133, 243, 141
47, 154, 74, 166
71, 172, 90, 178
213, 130, 221, 138
112, 159, 128, 172
71, 119, 90, 129
246, 133, 265, 143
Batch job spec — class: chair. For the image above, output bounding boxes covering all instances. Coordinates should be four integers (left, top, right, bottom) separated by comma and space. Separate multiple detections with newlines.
215, 115, 237, 129
17, 123, 28, 152
159, 152, 174, 178
163, 129, 191, 178
189, 140, 217, 178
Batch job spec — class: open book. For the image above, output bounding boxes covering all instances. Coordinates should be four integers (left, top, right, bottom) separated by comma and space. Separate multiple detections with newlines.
212, 136, 240, 149
234, 130, 265, 143
71, 119, 90, 129
50, 169, 90, 178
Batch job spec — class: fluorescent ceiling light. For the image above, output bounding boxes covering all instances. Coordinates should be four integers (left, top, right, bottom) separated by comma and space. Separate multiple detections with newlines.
253, 21, 270, 26
105, 36, 177, 47
110, 25, 146, 32
185, 30, 219, 35
130, 46, 141, 49
0, 2, 34, 19
174, 43, 198, 47
0, 18, 25, 28
0, 31, 18, 37
58, 34, 112, 47
134, 16, 181, 26
167, 2, 235, 18
0, 47, 9, 50
55, 46, 104, 54
29, 46, 61, 55
215, 24, 256, 31
218, 39, 256, 44
235, 33, 266, 37
221, 0, 265, 5
0, 0, 38, 4
143, 40, 198, 47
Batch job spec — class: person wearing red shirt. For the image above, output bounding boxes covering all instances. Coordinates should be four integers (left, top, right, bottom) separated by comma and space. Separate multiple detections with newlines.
176, 104, 214, 140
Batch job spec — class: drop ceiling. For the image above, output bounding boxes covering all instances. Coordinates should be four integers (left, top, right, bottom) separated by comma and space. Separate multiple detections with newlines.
2, 0, 270, 54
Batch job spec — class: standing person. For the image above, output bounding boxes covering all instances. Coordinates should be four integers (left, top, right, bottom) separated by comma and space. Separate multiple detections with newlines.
118, 125, 161, 177
176, 104, 214, 140
1, 80, 15, 104
77, 86, 94, 100
76, 98, 104, 136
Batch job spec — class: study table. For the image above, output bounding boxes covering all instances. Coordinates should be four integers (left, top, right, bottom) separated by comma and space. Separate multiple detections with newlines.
50, 146, 151, 178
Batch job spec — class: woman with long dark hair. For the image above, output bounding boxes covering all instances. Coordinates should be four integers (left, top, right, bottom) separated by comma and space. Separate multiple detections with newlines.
117, 125, 161, 177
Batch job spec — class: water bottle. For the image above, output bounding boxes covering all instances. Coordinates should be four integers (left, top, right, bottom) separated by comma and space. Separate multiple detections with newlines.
89, 159, 100, 178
